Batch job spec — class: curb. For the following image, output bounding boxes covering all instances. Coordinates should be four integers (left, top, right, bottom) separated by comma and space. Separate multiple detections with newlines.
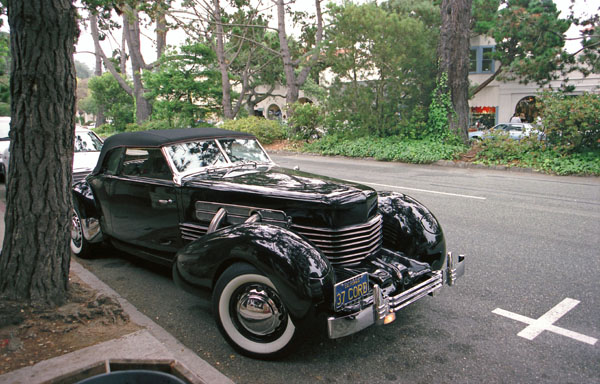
0, 261, 234, 384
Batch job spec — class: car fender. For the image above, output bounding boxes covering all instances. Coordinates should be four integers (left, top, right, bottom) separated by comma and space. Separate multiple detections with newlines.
72, 180, 104, 243
173, 222, 334, 319
378, 191, 446, 269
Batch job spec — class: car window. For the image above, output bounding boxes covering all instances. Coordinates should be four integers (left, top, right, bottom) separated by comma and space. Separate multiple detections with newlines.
165, 140, 227, 173
120, 148, 172, 180
507, 124, 522, 131
75, 131, 103, 152
218, 138, 270, 164
100, 148, 123, 175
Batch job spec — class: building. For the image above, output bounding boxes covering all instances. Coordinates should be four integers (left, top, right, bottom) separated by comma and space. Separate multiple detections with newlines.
469, 35, 600, 128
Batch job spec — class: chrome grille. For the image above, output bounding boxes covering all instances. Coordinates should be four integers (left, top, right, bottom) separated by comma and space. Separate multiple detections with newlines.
292, 215, 383, 266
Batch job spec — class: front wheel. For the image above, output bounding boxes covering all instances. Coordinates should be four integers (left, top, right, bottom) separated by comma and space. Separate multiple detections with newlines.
212, 263, 299, 359
71, 207, 94, 258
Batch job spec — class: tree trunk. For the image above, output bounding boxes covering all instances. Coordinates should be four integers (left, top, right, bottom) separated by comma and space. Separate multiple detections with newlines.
276, 0, 323, 110
1, 0, 77, 306
156, 10, 167, 60
122, 8, 152, 124
213, 0, 235, 120
439, 0, 472, 142
90, 13, 106, 127
276, 0, 299, 108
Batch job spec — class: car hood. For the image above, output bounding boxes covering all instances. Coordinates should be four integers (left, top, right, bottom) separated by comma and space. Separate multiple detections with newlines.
73, 151, 101, 172
184, 166, 378, 227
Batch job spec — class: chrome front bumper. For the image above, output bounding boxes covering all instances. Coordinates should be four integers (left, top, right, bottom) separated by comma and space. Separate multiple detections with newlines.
327, 252, 465, 339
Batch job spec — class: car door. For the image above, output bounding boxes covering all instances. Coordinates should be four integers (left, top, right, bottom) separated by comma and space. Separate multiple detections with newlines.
104, 147, 182, 257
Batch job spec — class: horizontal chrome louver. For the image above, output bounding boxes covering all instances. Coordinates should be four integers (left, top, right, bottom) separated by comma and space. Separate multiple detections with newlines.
180, 222, 208, 241
72, 171, 91, 184
292, 215, 383, 266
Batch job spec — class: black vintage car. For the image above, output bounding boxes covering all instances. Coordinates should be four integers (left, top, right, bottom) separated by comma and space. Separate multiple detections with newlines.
71, 128, 465, 359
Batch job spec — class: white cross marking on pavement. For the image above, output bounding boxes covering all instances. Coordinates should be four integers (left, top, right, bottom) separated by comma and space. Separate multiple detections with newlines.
492, 298, 597, 345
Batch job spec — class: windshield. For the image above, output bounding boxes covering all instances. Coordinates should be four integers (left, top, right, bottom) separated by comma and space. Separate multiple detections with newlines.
218, 138, 270, 164
165, 137, 271, 176
75, 131, 103, 152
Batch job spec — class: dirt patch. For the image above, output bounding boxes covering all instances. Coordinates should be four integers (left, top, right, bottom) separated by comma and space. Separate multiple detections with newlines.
458, 142, 484, 162
0, 274, 142, 375
263, 139, 304, 152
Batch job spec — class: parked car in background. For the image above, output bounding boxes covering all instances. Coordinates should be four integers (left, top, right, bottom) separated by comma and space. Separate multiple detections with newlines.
73, 127, 103, 183
0, 116, 10, 182
0, 124, 103, 184
469, 122, 542, 141
71, 128, 465, 359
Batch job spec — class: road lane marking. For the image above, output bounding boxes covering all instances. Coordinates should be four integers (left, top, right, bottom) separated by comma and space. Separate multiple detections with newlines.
493, 298, 597, 345
344, 180, 487, 200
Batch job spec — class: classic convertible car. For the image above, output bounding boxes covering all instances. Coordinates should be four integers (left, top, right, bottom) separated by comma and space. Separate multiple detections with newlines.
71, 128, 465, 359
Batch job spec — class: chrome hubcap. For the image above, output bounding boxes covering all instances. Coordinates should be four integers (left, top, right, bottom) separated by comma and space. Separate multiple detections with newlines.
236, 286, 283, 336
71, 210, 82, 247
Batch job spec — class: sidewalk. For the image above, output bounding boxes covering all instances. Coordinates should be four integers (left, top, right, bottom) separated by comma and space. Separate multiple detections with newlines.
0, 188, 234, 384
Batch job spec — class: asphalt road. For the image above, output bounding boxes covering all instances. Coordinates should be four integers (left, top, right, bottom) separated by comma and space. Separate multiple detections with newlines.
74, 154, 600, 384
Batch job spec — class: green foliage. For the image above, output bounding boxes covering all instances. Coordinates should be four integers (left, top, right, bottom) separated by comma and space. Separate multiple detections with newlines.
324, 1, 438, 136
288, 102, 324, 140
486, 0, 572, 86
426, 72, 454, 139
78, 94, 97, 115
537, 92, 600, 152
304, 134, 466, 164
574, 8, 600, 75
88, 73, 135, 131
471, 0, 500, 35
75, 60, 92, 79
0, 102, 9, 116
0, 31, 10, 77
474, 138, 600, 175
221, 117, 286, 144
144, 42, 222, 127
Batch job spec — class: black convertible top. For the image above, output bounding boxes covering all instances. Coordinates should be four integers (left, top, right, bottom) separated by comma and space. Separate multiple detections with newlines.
92, 127, 255, 175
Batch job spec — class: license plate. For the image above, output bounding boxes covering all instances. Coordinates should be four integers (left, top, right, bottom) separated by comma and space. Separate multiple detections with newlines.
334, 272, 369, 310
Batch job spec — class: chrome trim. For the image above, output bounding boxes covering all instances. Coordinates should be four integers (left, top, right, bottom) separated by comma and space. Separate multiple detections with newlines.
446, 252, 466, 286
195, 201, 289, 228
208, 207, 227, 233
292, 215, 383, 266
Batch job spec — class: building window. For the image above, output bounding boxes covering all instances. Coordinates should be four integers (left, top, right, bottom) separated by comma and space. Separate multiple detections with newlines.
470, 106, 497, 130
469, 46, 495, 74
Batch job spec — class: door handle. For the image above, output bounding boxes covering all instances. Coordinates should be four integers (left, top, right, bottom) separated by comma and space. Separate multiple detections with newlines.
158, 199, 173, 205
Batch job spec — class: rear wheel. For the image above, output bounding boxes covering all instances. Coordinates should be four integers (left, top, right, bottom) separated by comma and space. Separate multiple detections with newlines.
212, 263, 299, 359
70, 207, 94, 258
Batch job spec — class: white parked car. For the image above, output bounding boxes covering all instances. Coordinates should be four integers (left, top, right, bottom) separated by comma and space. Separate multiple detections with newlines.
0, 116, 10, 182
469, 122, 543, 141
0, 124, 103, 183
72, 127, 104, 183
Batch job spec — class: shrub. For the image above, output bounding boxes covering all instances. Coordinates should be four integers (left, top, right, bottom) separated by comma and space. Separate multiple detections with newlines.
0, 102, 9, 116
538, 92, 600, 152
474, 136, 600, 175
288, 102, 325, 141
221, 117, 286, 144
304, 134, 466, 164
